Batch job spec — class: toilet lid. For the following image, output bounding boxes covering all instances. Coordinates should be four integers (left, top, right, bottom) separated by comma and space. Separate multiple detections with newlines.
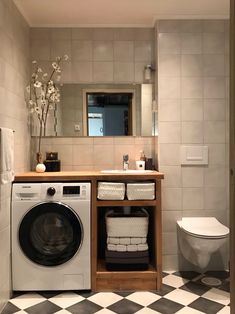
181, 217, 229, 238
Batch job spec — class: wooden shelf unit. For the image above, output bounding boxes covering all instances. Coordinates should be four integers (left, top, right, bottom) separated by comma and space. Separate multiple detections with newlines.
91, 176, 163, 291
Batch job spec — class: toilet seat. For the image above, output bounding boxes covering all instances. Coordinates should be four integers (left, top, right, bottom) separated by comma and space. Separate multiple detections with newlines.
179, 217, 229, 238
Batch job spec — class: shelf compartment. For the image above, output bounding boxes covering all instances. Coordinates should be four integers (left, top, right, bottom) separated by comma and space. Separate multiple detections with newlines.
96, 260, 158, 291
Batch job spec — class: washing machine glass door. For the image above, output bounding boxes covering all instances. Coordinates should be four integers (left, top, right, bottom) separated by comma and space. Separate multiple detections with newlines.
19, 202, 83, 266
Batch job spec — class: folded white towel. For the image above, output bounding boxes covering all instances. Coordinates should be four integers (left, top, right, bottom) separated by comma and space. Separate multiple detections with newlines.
0, 128, 14, 184
107, 244, 116, 251
130, 237, 147, 245
137, 244, 148, 251
127, 244, 138, 252
116, 244, 127, 252
119, 237, 131, 245
107, 237, 120, 244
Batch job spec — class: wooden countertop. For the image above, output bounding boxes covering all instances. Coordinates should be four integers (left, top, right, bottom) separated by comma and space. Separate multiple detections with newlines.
14, 170, 164, 182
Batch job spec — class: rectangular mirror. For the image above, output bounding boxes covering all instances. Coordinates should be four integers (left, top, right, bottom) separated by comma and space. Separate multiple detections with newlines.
31, 83, 155, 137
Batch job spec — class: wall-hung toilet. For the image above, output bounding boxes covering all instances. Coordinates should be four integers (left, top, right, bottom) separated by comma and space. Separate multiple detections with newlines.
177, 217, 229, 269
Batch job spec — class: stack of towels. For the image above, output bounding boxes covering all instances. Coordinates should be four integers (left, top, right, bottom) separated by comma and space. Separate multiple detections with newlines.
105, 209, 149, 270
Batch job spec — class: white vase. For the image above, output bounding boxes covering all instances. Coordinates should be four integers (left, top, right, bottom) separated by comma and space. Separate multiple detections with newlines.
36, 163, 46, 173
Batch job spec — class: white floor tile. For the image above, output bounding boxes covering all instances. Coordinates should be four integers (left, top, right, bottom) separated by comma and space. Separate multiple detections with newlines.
126, 291, 161, 306
164, 288, 199, 306
49, 292, 84, 308
87, 292, 123, 307
135, 308, 162, 314
217, 306, 231, 313
14, 311, 28, 314
175, 306, 205, 313
54, 310, 72, 314
10, 293, 46, 309
202, 288, 230, 306
163, 274, 189, 288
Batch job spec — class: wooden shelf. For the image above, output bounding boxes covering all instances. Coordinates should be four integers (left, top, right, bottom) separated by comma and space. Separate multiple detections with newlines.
95, 200, 157, 207
91, 176, 163, 291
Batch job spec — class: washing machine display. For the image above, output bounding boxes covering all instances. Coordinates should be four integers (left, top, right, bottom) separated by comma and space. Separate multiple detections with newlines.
12, 182, 91, 291
19, 202, 83, 266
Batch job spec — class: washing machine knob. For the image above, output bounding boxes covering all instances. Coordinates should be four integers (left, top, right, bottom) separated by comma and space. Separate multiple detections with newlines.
47, 187, 56, 196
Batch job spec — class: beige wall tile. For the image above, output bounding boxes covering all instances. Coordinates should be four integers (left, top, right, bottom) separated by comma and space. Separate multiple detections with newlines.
158, 20, 181, 33
113, 62, 134, 82
181, 99, 203, 121
204, 166, 226, 187
113, 28, 135, 41
158, 122, 181, 143
160, 166, 182, 188
72, 28, 93, 40
204, 121, 226, 143
162, 187, 182, 210
204, 99, 226, 121
181, 33, 202, 54
158, 33, 181, 54
93, 28, 114, 40
204, 187, 226, 210
72, 40, 92, 61
181, 77, 203, 99
72, 61, 92, 82
203, 20, 225, 33
93, 62, 113, 82
134, 41, 152, 62
181, 122, 203, 143
182, 188, 204, 210
93, 41, 113, 61
203, 33, 225, 54
93, 145, 114, 166
159, 99, 181, 122
159, 77, 181, 99
159, 144, 180, 166
114, 41, 134, 61
72, 145, 94, 165
181, 54, 202, 77
182, 167, 204, 187
158, 54, 181, 77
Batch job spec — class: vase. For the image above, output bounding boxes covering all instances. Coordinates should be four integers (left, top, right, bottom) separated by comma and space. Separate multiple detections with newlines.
36, 152, 46, 173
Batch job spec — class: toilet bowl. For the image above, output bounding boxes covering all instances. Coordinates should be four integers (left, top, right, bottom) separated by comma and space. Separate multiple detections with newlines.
177, 217, 229, 269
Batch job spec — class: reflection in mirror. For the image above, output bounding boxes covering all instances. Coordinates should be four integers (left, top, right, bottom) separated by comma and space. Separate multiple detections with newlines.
84, 90, 135, 136
31, 83, 155, 137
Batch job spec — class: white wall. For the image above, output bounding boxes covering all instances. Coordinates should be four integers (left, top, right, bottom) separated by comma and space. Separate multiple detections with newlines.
157, 20, 229, 271
0, 0, 30, 310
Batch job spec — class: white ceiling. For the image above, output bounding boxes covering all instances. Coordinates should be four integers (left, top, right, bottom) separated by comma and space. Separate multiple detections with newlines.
14, 0, 229, 28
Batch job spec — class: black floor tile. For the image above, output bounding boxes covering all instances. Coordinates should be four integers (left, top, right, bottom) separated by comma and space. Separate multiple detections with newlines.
218, 281, 230, 292
107, 299, 143, 314
26, 300, 61, 314
67, 299, 102, 314
148, 297, 184, 314
204, 271, 229, 280
188, 297, 224, 314
180, 281, 211, 296
114, 291, 133, 297
154, 284, 175, 297
1, 303, 20, 314
74, 290, 96, 298
173, 271, 200, 280
38, 291, 61, 299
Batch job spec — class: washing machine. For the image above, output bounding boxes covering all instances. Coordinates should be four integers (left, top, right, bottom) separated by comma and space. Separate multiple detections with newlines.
11, 182, 91, 291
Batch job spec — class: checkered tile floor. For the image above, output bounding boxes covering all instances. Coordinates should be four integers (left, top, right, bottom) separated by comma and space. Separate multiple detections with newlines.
2, 271, 230, 314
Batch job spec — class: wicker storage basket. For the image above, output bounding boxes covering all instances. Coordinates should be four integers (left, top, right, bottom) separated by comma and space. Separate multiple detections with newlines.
97, 182, 125, 200
126, 182, 155, 200
106, 208, 149, 237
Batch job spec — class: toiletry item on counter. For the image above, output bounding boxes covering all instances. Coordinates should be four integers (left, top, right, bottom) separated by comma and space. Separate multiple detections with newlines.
44, 151, 61, 172
145, 157, 153, 170
136, 160, 145, 170
136, 150, 146, 170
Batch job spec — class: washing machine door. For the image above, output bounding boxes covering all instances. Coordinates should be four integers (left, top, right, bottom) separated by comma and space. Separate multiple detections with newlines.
19, 202, 83, 266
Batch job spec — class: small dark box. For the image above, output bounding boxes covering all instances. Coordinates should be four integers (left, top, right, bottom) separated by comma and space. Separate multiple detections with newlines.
46, 152, 58, 160
44, 160, 61, 172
